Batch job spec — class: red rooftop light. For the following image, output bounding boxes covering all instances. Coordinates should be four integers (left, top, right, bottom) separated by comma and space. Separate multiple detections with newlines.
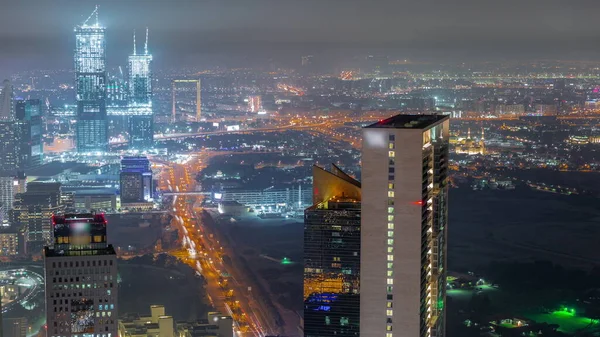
412, 200, 424, 206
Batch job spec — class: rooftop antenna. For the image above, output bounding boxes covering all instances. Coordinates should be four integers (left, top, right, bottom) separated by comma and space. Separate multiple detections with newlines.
82, 5, 99, 27
144, 27, 149, 55
133, 30, 137, 55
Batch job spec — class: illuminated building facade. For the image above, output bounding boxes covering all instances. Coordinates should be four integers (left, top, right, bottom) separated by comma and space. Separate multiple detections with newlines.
44, 213, 118, 337
0, 79, 14, 120
128, 29, 154, 149
454, 128, 485, 155
120, 156, 153, 203
0, 121, 17, 174
15, 99, 43, 169
75, 7, 108, 153
248, 95, 262, 113
11, 182, 63, 253
361, 114, 449, 337
0, 231, 20, 255
304, 164, 361, 337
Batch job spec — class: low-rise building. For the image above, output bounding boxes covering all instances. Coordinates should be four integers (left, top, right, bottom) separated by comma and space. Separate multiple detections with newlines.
119, 305, 233, 337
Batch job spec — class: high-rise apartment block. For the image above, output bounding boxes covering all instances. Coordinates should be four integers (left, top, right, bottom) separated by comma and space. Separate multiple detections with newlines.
75, 7, 108, 153
120, 156, 153, 203
360, 114, 449, 337
304, 165, 361, 337
44, 213, 118, 337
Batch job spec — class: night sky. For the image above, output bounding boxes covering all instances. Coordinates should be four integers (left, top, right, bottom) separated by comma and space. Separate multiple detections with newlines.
1, 0, 600, 74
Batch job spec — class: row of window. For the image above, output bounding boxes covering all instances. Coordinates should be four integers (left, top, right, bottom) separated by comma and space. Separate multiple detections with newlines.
51, 259, 113, 268
386, 134, 395, 335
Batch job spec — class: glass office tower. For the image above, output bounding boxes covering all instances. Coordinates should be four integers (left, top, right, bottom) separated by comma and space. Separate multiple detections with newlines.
304, 164, 361, 337
74, 8, 108, 153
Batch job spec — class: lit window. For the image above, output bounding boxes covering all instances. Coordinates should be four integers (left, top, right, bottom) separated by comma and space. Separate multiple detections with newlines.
388, 215, 394, 221
387, 309, 393, 316
388, 223, 394, 229
387, 270, 393, 277
388, 191, 394, 198
387, 231, 394, 237
387, 333, 393, 337
387, 278, 393, 285
388, 207, 394, 213
387, 301, 393, 308
387, 286, 393, 293
387, 239, 394, 245
387, 247, 393, 253
388, 151, 395, 158
387, 255, 393, 261
388, 183, 394, 189
387, 262, 393, 269
389, 143, 395, 149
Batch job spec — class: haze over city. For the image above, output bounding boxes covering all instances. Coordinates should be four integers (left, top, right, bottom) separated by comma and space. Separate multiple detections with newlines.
0, 2, 599, 337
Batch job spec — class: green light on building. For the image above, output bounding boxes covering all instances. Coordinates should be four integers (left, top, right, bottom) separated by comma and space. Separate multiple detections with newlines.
281, 257, 293, 265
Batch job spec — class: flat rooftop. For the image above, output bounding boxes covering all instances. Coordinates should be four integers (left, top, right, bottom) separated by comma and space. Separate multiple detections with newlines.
365, 114, 448, 129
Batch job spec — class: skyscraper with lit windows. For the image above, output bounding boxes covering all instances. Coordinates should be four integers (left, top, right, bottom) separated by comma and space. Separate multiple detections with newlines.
74, 7, 108, 153
128, 28, 154, 149
360, 114, 449, 337
44, 213, 118, 337
304, 164, 361, 337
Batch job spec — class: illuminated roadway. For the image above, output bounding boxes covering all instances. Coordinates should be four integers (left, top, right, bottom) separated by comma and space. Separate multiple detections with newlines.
156, 151, 271, 337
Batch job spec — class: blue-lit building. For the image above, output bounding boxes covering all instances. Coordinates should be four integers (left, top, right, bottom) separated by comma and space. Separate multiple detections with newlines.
119, 156, 153, 203
74, 7, 108, 153
128, 29, 154, 149
15, 99, 43, 169
303, 165, 361, 337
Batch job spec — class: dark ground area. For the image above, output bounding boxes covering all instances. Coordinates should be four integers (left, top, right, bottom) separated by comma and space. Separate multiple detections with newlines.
219, 185, 600, 320
449, 186, 600, 271
118, 254, 210, 320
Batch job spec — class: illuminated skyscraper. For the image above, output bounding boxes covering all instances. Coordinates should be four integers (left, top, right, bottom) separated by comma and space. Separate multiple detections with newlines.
119, 156, 153, 203
44, 213, 118, 337
74, 7, 108, 153
128, 28, 154, 149
304, 164, 361, 337
361, 114, 449, 337
0, 79, 14, 120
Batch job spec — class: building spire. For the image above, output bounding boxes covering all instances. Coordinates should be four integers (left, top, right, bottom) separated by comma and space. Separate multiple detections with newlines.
133, 30, 137, 55
95, 5, 99, 26
144, 27, 149, 55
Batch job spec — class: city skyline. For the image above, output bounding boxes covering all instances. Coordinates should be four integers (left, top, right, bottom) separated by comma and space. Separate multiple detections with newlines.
4, 1, 600, 76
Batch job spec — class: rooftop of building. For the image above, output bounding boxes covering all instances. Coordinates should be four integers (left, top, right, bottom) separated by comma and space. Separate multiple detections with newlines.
365, 114, 448, 129
44, 244, 116, 257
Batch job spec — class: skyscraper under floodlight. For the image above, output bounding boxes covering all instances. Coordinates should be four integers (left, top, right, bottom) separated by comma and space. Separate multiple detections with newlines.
128, 28, 154, 149
75, 7, 108, 153
361, 114, 449, 337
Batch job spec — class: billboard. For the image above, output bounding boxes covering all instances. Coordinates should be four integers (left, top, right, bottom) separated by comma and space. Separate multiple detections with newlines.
226, 125, 240, 131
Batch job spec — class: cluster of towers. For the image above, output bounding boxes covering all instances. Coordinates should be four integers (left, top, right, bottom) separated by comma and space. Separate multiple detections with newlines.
74, 6, 154, 153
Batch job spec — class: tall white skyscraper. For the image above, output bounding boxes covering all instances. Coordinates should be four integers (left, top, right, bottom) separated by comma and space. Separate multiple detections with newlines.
44, 213, 118, 337
360, 114, 449, 337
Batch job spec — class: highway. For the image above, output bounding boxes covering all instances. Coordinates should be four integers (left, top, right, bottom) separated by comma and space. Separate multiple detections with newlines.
155, 151, 271, 337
